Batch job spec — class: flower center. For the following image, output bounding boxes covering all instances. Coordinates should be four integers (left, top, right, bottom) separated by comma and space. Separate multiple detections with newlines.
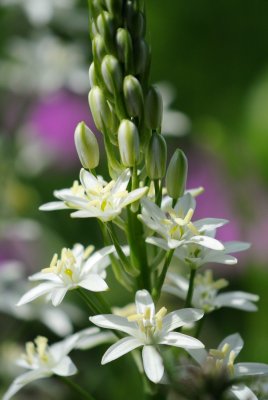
23, 336, 49, 366
128, 306, 167, 341
162, 207, 199, 239
209, 343, 236, 377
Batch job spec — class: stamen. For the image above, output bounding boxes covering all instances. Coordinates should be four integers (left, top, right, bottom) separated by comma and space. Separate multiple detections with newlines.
25, 341, 35, 364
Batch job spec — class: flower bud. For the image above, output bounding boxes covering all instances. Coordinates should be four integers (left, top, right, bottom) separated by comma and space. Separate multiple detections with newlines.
127, 10, 145, 39
89, 63, 98, 88
146, 133, 167, 179
92, 34, 106, 64
145, 86, 163, 130
88, 86, 111, 132
118, 119, 140, 167
116, 28, 133, 73
123, 75, 144, 119
74, 122, 99, 169
134, 39, 150, 76
166, 149, 188, 199
96, 11, 115, 50
101, 55, 123, 94
105, 0, 123, 15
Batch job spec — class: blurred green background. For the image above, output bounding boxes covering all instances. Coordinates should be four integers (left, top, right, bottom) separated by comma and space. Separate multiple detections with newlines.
0, 0, 268, 398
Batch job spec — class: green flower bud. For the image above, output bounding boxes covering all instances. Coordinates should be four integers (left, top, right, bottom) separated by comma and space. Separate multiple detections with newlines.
105, 0, 123, 15
123, 75, 144, 119
145, 86, 163, 130
96, 11, 115, 50
74, 122, 99, 169
146, 133, 167, 179
166, 149, 188, 199
127, 10, 145, 38
118, 119, 140, 167
101, 54, 123, 94
92, 34, 106, 65
134, 39, 150, 76
88, 86, 111, 132
89, 63, 98, 87
116, 28, 133, 73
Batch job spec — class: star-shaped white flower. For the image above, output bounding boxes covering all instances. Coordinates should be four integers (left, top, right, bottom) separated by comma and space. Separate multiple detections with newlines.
17, 244, 114, 307
3, 334, 78, 400
188, 333, 268, 400
164, 270, 259, 313
40, 169, 148, 222
90, 289, 204, 383
139, 194, 226, 251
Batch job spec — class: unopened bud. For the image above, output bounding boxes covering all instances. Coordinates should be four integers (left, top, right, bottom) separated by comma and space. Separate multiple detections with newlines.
145, 86, 163, 130
166, 149, 188, 199
134, 39, 150, 76
116, 28, 133, 73
118, 119, 140, 167
89, 63, 98, 87
105, 0, 123, 15
88, 86, 111, 132
146, 133, 167, 179
101, 55, 123, 94
127, 10, 145, 38
92, 34, 106, 64
74, 122, 99, 169
123, 75, 144, 119
96, 11, 115, 50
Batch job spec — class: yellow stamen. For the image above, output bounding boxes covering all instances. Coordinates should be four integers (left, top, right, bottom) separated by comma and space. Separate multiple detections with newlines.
25, 341, 35, 364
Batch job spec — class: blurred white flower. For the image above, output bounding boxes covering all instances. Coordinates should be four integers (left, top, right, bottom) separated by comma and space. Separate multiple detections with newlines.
90, 289, 204, 383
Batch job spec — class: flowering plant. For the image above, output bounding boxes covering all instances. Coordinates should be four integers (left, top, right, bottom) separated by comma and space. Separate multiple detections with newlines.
3, 1, 268, 399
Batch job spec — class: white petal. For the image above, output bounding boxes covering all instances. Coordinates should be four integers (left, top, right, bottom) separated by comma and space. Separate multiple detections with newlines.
111, 169, 130, 194
162, 284, 187, 300
174, 193, 196, 215
51, 356, 77, 376
39, 201, 68, 211
218, 333, 243, 356
101, 336, 142, 364
215, 292, 259, 312
162, 309, 204, 332
75, 329, 115, 350
120, 187, 148, 208
194, 218, 228, 231
230, 384, 258, 400
82, 246, 114, 275
17, 282, 57, 306
142, 346, 164, 383
190, 235, 224, 250
80, 168, 99, 190
90, 314, 137, 336
41, 308, 73, 336
146, 237, 170, 250
224, 241, 251, 254
234, 362, 268, 376
135, 290, 155, 316
29, 272, 61, 282
186, 348, 208, 365
51, 287, 69, 306
202, 251, 237, 265
3, 370, 50, 400
160, 332, 204, 349
79, 274, 108, 292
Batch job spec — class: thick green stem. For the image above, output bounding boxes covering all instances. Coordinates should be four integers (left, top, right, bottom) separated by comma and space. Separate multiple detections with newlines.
152, 249, 174, 302
59, 376, 97, 400
78, 288, 101, 315
184, 268, 196, 307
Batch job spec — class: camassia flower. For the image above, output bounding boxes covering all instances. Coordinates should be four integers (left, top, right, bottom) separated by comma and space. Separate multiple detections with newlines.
139, 194, 226, 251
188, 334, 268, 400
90, 289, 204, 383
40, 168, 148, 222
17, 244, 114, 307
3, 334, 78, 400
164, 271, 259, 313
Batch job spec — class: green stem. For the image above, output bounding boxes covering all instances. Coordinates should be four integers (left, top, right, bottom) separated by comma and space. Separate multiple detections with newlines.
150, 249, 166, 271
184, 268, 196, 307
152, 249, 174, 302
172, 198, 177, 208
78, 288, 99, 315
59, 376, 97, 400
155, 180, 163, 207
153, 180, 160, 204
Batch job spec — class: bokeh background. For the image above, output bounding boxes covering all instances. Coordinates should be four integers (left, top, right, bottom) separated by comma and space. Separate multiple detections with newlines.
0, 0, 268, 398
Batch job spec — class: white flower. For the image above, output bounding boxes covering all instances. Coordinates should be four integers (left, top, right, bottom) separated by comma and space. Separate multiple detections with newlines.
90, 289, 204, 383
164, 270, 259, 313
17, 244, 114, 307
139, 194, 226, 251
188, 333, 268, 400
3, 334, 78, 400
40, 169, 148, 222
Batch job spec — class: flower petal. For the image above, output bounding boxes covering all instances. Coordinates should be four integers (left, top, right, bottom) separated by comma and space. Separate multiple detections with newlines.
101, 336, 142, 364
17, 282, 58, 306
160, 332, 204, 349
79, 274, 108, 292
82, 246, 114, 275
194, 218, 228, 231
218, 333, 243, 356
215, 292, 259, 312
3, 370, 50, 400
189, 235, 224, 250
51, 356, 77, 376
74, 328, 115, 350
162, 308, 204, 332
90, 314, 137, 336
80, 168, 100, 190
224, 241, 251, 254
142, 345, 164, 383
230, 384, 258, 400
39, 201, 68, 211
135, 289, 155, 316
120, 187, 148, 208
234, 362, 268, 377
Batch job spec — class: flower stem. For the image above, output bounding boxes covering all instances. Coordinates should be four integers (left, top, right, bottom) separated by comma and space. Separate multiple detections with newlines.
59, 376, 96, 400
184, 267, 196, 307
77, 288, 100, 315
152, 249, 175, 302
